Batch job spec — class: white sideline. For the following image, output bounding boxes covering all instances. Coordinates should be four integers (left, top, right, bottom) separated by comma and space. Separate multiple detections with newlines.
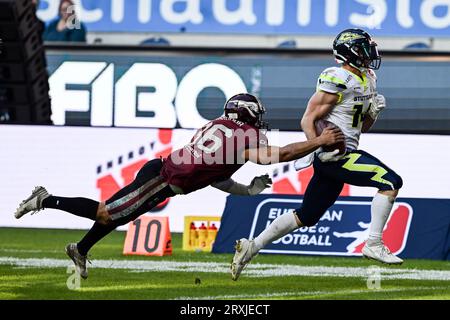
175, 286, 450, 300
1, 257, 450, 281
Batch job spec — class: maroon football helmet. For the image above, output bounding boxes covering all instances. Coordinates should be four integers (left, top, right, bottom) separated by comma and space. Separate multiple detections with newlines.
224, 93, 268, 129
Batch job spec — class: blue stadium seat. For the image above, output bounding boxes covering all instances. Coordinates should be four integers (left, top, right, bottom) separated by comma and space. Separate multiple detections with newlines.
404, 42, 430, 50
140, 37, 171, 46
277, 40, 297, 48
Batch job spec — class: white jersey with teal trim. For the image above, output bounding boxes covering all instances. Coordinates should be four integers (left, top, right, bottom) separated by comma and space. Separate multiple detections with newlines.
316, 67, 377, 151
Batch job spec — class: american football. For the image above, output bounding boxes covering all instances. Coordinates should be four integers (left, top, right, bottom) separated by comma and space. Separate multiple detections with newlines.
315, 119, 346, 154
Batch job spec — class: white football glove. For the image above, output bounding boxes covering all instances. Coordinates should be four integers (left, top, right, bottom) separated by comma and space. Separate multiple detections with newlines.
318, 149, 345, 162
248, 174, 272, 195
293, 153, 315, 171
367, 94, 386, 120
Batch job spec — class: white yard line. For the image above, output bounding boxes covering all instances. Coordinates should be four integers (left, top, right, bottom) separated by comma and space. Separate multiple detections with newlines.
0, 257, 449, 281
175, 286, 449, 300
0, 249, 60, 254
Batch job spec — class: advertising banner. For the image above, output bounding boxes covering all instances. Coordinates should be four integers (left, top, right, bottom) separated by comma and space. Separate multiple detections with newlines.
212, 194, 450, 260
37, 0, 450, 37
45, 50, 450, 133
1, 125, 449, 232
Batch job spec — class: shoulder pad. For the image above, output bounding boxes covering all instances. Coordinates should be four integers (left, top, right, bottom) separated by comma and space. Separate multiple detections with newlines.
317, 67, 349, 93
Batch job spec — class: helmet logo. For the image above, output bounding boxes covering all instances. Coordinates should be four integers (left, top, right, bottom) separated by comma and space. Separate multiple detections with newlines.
224, 93, 268, 129
230, 100, 260, 117
337, 32, 365, 44
242, 101, 260, 113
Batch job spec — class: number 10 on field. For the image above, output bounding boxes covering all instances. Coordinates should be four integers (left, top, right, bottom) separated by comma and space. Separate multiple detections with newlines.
123, 216, 172, 256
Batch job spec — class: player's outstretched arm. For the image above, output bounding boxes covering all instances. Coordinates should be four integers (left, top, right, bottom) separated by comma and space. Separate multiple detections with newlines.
243, 127, 344, 165
211, 175, 272, 195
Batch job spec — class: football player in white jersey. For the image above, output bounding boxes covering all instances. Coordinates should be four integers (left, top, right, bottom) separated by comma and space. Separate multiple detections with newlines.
231, 28, 404, 281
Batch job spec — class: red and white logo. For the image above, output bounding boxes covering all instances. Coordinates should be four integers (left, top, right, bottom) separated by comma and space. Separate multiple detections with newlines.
334, 203, 414, 255
95, 129, 174, 211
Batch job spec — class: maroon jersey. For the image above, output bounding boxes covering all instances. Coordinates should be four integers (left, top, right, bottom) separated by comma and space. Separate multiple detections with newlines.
161, 117, 268, 194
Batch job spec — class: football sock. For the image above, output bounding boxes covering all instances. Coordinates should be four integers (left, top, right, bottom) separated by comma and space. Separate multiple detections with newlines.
42, 196, 98, 221
368, 193, 394, 244
77, 222, 117, 256
254, 212, 299, 251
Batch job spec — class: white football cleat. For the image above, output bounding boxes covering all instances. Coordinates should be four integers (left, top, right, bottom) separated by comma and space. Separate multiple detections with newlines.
230, 238, 257, 281
362, 241, 403, 265
65, 243, 89, 279
14, 186, 50, 219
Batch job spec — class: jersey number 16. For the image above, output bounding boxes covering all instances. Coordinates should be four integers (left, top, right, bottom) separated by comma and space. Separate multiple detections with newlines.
191, 123, 233, 154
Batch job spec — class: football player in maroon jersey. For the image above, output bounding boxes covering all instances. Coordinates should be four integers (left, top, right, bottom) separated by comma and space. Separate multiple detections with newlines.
14, 93, 344, 279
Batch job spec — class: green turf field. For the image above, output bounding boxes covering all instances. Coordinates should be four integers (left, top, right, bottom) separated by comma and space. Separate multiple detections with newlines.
0, 227, 449, 300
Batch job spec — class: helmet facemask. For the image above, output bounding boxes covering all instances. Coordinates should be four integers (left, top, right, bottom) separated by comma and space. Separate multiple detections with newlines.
367, 42, 382, 70
350, 41, 381, 70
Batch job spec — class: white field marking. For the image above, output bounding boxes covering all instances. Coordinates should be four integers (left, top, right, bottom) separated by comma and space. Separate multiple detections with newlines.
0, 248, 60, 253
174, 286, 450, 300
0, 257, 450, 281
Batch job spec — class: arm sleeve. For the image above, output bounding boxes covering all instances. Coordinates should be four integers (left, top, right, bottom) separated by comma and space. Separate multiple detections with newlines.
211, 179, 249, 195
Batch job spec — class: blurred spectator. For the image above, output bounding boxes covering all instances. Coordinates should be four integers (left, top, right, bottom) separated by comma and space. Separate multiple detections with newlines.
140, 37, 171, 46
404, 42, 431, 50
31, 0, 45, 37
277, 40, 297, 48
43, 0, 87, 43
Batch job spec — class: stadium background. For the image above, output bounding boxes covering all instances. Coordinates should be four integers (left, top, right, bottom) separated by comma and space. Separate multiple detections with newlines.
0, 0, 449, 301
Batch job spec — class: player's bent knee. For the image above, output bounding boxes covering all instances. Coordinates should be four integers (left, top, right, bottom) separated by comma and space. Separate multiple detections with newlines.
388, 171, 403, 190
97, 216, 112, 225
393, 174, 403, 190
381, 173, 403, 193
96, 211, 113, 225
294, 209, 319, 227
